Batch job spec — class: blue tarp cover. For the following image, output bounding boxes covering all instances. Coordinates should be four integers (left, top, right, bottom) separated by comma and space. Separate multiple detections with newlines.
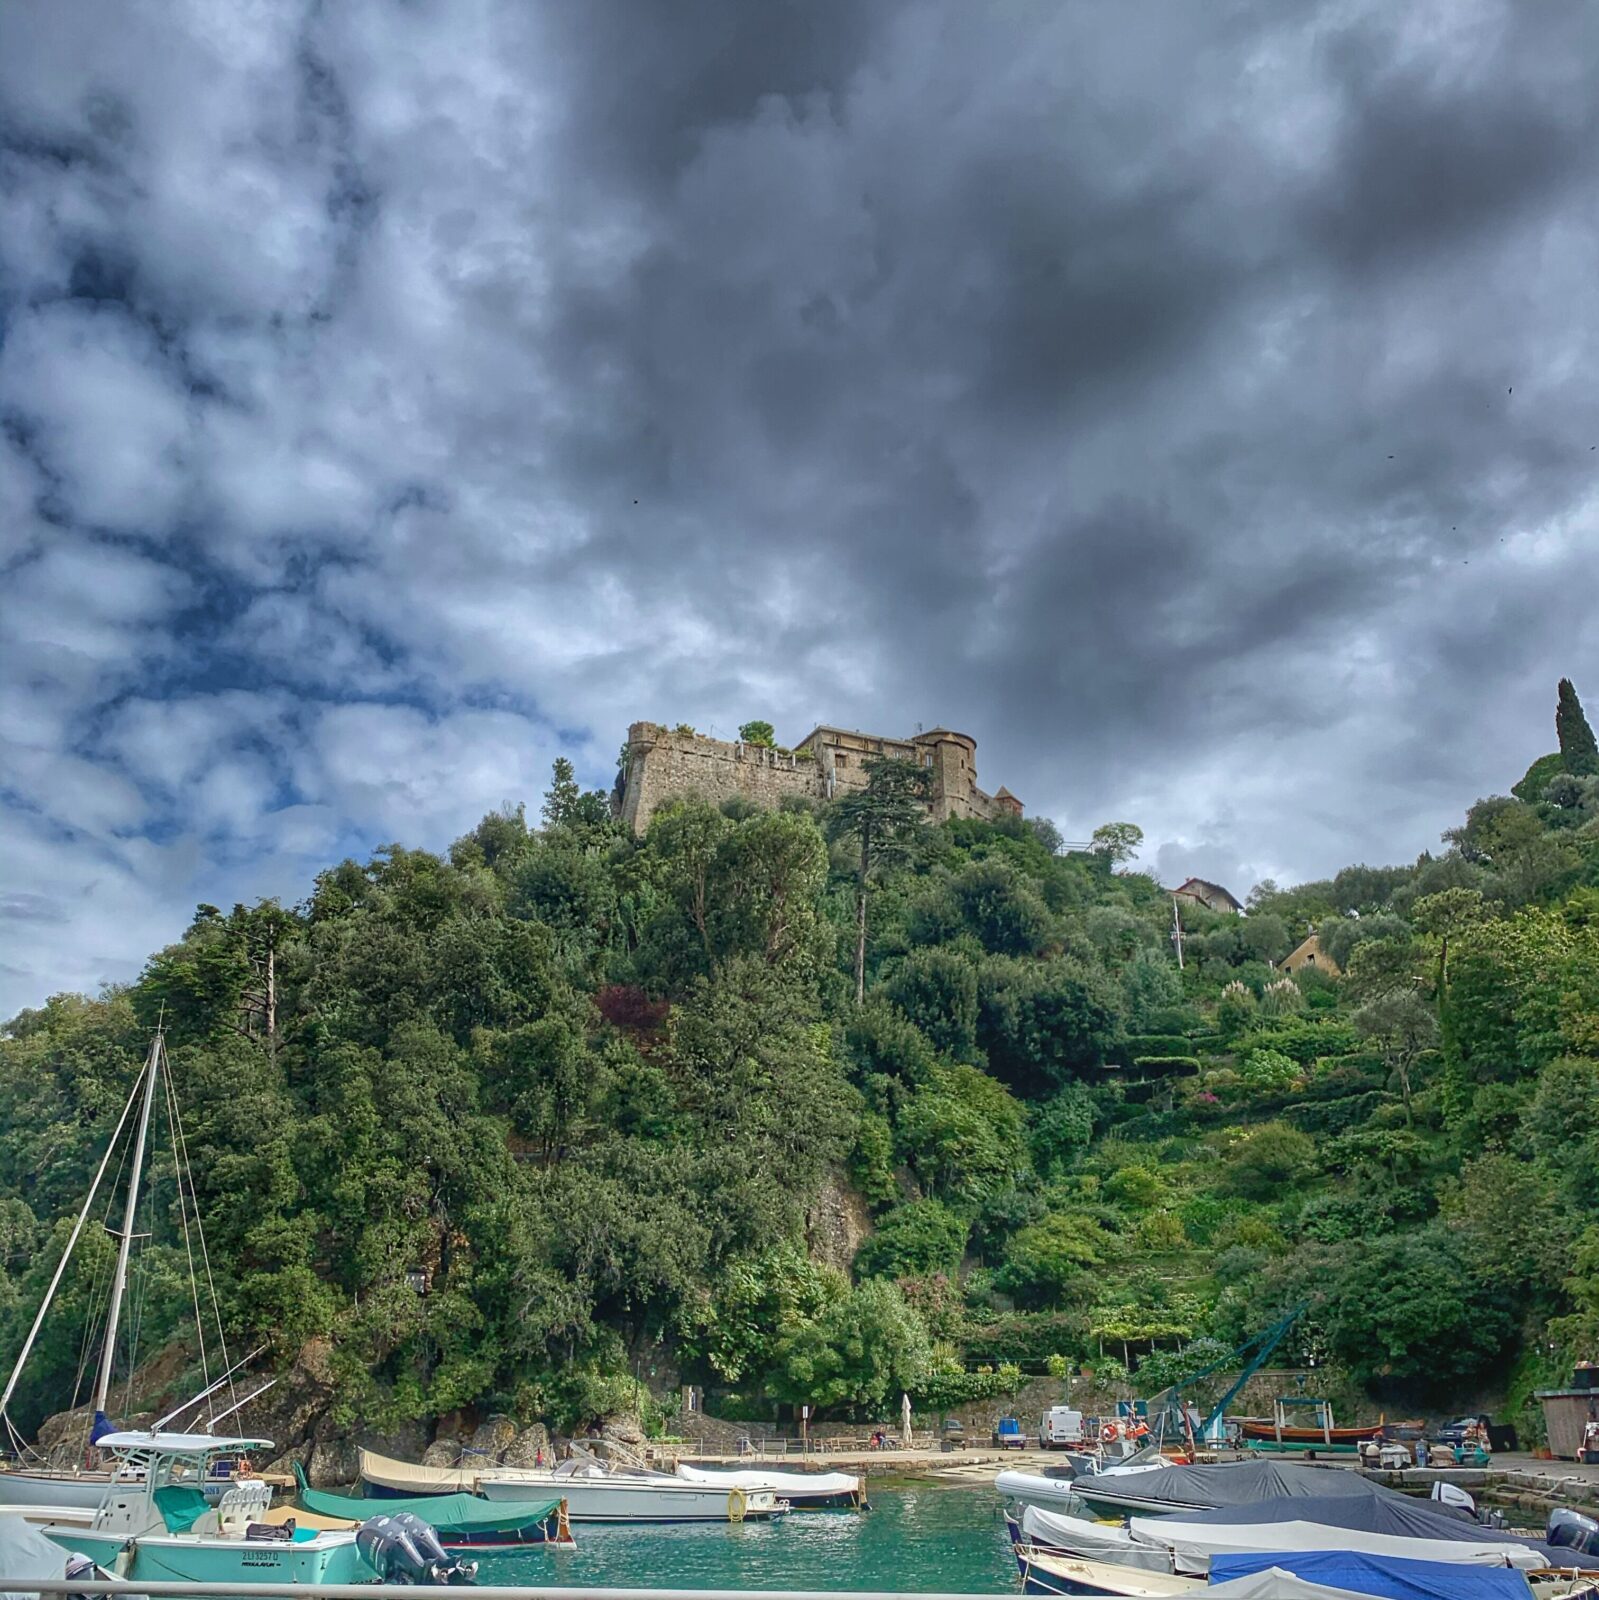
1210, 1550, 1532, 1600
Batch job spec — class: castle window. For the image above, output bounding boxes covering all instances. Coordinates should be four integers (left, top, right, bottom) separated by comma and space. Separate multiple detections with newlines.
836, 755, 848, 767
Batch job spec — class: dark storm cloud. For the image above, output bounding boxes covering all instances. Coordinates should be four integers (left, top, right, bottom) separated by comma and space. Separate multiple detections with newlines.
2, 0, 1599, 1012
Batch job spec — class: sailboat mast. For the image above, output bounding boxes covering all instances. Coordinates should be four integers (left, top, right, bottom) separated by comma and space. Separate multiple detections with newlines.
93, 1030, 163, 1417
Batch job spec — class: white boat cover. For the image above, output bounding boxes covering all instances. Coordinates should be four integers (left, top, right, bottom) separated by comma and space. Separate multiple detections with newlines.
675, 1464, 859, 1496
1129, 1515, 1544, 1572
0, 1515, 68, 1600
1020, 1504, 1173, 1573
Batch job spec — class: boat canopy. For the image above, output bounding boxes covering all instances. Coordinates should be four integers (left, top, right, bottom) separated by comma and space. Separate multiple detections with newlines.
295, 1466, 561, 1536
1018, 1504, 1172, 1573
1209, 1550, 1537, 1600
97, 1431, 272, 1455
1164, 1491, 1563, 1562
675, 1464, 860, 1496
360, 1448, 479, 1494
1133, 1512, 1551, 1572
1098, 1460, 1392, 1510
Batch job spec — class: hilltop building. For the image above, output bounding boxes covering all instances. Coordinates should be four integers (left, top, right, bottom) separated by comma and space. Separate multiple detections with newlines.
1281, 933, 1339, 976
615, 721, 1022, 835
1171, 877, 1244, 915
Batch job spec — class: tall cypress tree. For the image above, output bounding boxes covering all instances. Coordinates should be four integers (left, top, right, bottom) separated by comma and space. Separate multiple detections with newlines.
1557, 678, 1599, 776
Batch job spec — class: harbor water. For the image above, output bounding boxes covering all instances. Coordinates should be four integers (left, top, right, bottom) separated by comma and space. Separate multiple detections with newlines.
473, 1483, 1016, 1592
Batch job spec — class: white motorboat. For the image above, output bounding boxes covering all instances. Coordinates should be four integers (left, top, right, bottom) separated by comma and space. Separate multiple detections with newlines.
37, 1432, 394, 1587
998, 1452, 1170, 1514
675, 1461, 863, 1509
360, 1448, 786, 1523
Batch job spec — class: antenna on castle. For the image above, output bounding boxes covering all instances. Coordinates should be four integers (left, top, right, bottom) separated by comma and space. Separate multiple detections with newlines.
915, 721, 923, 734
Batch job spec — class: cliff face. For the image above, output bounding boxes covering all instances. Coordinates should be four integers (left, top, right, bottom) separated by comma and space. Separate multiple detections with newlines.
805, 1168, 873, 1275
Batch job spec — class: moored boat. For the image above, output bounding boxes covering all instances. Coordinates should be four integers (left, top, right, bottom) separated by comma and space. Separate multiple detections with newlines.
291, 1462, 571, 1546
38, 1432, 398, 1587
360, 1447, 786, 1523
674, 1461, 863, 1509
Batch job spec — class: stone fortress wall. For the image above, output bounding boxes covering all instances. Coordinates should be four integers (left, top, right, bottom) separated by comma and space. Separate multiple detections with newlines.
617, 720, 1022, 835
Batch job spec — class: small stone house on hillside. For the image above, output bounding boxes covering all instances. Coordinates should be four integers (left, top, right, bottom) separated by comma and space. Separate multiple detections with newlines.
1281, 933, 1339, 977
1171, 877, 1243, 915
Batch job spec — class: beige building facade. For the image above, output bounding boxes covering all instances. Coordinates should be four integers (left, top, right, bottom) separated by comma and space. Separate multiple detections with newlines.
616, 721, 1023, 835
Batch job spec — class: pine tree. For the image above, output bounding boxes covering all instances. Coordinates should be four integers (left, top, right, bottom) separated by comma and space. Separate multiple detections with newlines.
1557, 678, 1599, 776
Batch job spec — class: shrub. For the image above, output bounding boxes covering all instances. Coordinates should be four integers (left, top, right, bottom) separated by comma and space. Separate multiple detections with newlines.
855, 1200, 969, 1279
1238, 1048, 1300, 1092
1134, 1211, 1188, 1250
916, 1360, 1025, 1408
1124, 1034, 1195, 1059
1133, 1055, 1201, 1074
1220, 1122, 1315, 1200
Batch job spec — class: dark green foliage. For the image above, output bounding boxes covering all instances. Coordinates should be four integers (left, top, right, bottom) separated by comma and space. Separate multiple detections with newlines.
854, 1199, 969, 1279
15, 686, 1599, 1429
1029, 1085, 1097, 1175
1558, 679, 1599, 776
976, 956, 1125, 1095
883, 949, 979, 1060
1515, 752, 1566, 803
1123, 1034, 1195, 1059
738, 721, 776, 748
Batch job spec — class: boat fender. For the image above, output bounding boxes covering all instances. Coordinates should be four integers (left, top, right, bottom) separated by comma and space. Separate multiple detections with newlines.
727, 1487, 747, 1523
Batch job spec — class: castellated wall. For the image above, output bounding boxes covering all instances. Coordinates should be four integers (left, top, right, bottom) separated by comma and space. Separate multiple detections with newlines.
618, 721, 1023, 835
618, 724, 825, 833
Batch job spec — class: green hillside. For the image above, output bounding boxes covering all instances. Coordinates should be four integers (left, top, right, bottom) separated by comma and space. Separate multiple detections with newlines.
7, 682, 1599, 1442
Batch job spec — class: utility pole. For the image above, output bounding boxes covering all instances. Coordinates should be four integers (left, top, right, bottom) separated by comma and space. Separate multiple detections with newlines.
1170, 896, 1185, 970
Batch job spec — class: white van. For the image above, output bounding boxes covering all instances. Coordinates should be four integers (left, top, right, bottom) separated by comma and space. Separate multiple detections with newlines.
1040, 1405, 1085, 1448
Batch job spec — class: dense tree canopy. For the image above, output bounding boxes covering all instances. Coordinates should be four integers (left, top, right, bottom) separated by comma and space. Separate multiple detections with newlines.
9, 681, 1599, 1437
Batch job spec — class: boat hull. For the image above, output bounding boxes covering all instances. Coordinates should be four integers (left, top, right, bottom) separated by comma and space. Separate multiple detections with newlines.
476, 1476, 784, 1522
0, 1471, 119, 1510
360, 1449, 783, 1522
1236, 1421, 1382, 1444
1016, 1545, 1198, 1599
48, 1526, 371, 1586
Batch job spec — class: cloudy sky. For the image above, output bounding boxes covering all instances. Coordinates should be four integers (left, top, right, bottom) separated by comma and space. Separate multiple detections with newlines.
3, 0, 1598, 1015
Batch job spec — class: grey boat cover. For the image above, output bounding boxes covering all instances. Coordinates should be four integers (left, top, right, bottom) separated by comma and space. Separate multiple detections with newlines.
0, 1514, 68, 1600
1167, 1493, 1566, 1564
1088, 1460, 1396, 1509
1018, 1504, 1174, 1573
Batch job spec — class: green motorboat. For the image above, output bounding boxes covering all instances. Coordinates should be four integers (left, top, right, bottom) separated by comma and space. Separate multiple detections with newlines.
292, 1462, 571, 1547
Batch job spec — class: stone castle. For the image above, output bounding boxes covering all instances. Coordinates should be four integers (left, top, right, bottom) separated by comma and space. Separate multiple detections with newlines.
616, 721, 1022, 835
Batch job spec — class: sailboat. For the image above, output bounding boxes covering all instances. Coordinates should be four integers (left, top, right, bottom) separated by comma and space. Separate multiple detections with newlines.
0, 1029, 249, 1510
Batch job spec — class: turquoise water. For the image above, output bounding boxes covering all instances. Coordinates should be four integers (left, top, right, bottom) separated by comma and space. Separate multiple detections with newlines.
474, 1484, 1017, 1593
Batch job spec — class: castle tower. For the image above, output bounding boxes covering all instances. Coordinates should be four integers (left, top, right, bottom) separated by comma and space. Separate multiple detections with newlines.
912, 729, 978, 822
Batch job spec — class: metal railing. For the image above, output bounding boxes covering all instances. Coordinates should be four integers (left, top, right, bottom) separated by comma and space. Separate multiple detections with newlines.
18, 1585, 1018, 1600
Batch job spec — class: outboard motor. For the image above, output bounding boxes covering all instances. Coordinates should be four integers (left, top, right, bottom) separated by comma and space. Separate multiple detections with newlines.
389, 1513, 476, 1585
357, 1513, 478, 1585
1549, 1506, 1599, 1557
